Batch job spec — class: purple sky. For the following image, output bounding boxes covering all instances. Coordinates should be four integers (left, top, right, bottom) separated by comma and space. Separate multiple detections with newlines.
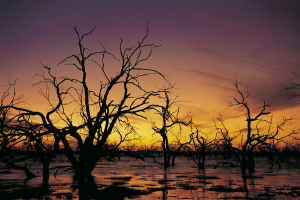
1, 0, 300, 132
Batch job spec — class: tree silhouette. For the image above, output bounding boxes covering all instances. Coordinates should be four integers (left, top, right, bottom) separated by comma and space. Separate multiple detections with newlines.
188, 124, 217, 170
0, 79, 37, 179
18, 116, 60, 186
1, 25, 168, 182
0, 79, 64, 185
213, 116, 239, 159
151, 89, 190, 168
231, 81, 295, 172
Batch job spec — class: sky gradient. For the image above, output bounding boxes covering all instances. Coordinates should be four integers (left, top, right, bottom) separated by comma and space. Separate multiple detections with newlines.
1, 0, 300, 142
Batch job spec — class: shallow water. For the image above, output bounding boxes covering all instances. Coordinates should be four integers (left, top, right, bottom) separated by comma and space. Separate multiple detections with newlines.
1, 155, 300, 199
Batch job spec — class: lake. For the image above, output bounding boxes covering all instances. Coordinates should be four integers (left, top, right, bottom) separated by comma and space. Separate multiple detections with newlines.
1, 155, 300, 199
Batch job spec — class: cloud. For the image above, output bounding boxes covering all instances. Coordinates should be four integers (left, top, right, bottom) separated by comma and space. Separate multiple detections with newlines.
183, 42, 300, 114
179, 68, 233, 83
175, 68, 235, 92
191, 45, 258, 68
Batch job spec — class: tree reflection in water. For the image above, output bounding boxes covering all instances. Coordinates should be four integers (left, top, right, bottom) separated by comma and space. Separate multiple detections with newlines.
1, 156, 300, 199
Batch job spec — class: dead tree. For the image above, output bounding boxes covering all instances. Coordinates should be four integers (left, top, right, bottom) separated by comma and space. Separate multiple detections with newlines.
188, 126, 217, 170
231, 82, 271, 172
0, 80, 36, 179
17, 116, 60, 187
169, 126, 192, 167
0, 79, 63, 185
213, 116, 240, 159
1, 25, 168, 182
101, 118, 144, 161
152, 89, 190, 169
231, 81, 295, 172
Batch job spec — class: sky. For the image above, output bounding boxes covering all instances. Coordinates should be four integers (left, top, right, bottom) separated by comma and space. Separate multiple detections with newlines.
1, 0, 300, 144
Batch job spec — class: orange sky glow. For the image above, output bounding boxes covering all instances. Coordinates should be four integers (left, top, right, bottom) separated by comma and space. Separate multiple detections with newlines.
1, 0, 300, 147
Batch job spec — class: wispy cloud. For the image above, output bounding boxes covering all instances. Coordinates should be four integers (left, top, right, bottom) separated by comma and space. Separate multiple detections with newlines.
175, 68, 235, 92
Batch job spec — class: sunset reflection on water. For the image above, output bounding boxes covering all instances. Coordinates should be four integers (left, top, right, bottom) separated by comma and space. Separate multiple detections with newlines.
1, 156, 300, 199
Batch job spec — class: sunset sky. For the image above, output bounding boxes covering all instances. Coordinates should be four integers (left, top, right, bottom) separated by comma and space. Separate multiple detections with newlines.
1, 0, 300, 144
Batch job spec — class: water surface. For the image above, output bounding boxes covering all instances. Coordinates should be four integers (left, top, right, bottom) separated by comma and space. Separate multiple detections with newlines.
1, 156, 300, 199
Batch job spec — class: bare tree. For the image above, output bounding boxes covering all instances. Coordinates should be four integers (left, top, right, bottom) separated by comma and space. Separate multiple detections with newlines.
0, 79, 63, 185
99, 119, 145, 161
151, 89, 190, 168
0, 79, 37, 179
1, 25, 168, 182
213, 116, 240, 159
17, 116, 60, 186
231, 81, 295, 172
169, 126, 192, 167
188, 124, 217, 170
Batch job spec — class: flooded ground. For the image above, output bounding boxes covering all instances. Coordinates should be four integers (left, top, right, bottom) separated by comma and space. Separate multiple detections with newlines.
1, 155, 300, 199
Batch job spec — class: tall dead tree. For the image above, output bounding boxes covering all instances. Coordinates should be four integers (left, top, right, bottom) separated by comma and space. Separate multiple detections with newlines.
1, 25, 168, 182
231, 82, 271, 172
231, 81, 295, 172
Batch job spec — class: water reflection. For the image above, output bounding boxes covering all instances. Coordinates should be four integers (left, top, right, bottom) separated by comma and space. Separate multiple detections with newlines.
242, 170, 250, 198
198, 169, 207, 199
1, 156, 300, 199
72, 174, 97, 199
162, 169, 168, 200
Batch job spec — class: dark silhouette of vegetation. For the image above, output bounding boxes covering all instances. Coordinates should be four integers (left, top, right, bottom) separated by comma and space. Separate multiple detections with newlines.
230, 81, 296, 172
168, 126, 192, 167
230, 82, 270, 172
213, 116, 239, 159
188, 124, 217, 170
1, 26, 300, 200
151, 89, 190, 168
0, 79, 62, 185
1, 25, 168, 186
0, 79, 37, 179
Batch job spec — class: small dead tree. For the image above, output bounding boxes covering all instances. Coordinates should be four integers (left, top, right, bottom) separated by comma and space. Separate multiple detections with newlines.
213, 116, 241, 159
152, 89, 190, 169
169, 126, 192, 167
17, 116, 60, 186
0, 80, 63, 185
260, 116, 296, 169
188, 125, 217, 170
0, 80, 37, 179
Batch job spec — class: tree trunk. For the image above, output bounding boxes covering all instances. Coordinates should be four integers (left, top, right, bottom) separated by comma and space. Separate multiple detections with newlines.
162, 136, 170, 169
163, 149, 170, 169
241, 150, 247, 173
247, 152, 255, 171
241, 150, 255, 172
197, 147, 206, 170
42, 161, 50, 187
